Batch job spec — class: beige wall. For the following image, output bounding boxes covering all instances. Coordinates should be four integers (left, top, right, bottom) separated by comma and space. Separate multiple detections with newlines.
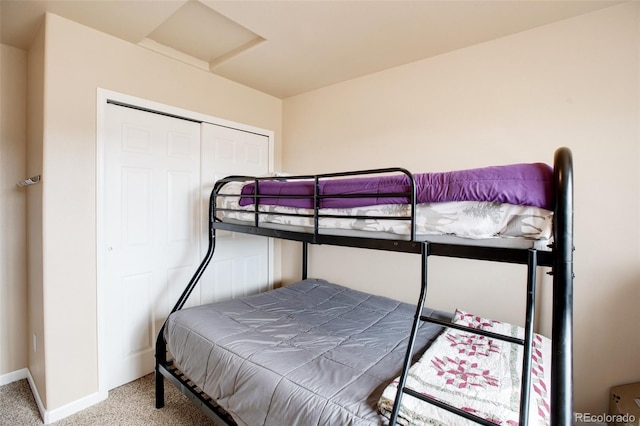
26, 20, 46, 403
0, 45, 28, 376
34, 13, 282, 412
282, 2, 639, 416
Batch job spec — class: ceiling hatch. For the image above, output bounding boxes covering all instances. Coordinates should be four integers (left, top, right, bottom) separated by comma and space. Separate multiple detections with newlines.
141, 0, 265, 71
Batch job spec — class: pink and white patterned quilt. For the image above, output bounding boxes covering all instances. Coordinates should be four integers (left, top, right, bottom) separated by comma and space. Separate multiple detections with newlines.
379, 309, 551, 425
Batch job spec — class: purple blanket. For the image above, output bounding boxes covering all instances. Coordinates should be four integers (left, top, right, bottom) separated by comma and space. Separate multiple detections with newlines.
238, 163, 553, 210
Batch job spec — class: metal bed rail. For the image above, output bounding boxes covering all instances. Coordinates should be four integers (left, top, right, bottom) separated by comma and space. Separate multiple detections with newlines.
212, 166, 419, 241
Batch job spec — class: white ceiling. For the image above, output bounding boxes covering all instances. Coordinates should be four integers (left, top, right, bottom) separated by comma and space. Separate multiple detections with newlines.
0, 0, 623, 98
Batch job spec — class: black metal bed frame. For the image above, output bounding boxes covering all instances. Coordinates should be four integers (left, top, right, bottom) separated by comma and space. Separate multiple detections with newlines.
155, 147, 573, 425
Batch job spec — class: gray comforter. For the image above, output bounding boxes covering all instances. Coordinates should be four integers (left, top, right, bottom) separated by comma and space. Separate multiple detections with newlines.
165, 279, 448, 425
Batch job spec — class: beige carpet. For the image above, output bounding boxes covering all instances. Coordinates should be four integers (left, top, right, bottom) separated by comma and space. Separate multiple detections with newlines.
0, 374, 217, 425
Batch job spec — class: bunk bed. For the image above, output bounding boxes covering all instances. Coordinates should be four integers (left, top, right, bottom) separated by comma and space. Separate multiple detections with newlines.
155, 147, 573, 425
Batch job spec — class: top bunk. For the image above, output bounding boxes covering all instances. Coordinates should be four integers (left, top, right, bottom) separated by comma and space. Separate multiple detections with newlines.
209, 147, 573, 267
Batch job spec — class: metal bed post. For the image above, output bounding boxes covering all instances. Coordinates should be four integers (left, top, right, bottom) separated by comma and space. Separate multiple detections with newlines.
518, 249, 538, 425
302, 242, 309, 280
389, 242, 430, 425
253, 178, 259, 227
156, 186, 220, 409
155, 339, 166, 408
551, 147, 574, 426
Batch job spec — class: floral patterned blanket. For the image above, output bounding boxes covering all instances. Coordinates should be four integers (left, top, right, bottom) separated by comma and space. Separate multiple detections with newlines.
378, 309, 551, 425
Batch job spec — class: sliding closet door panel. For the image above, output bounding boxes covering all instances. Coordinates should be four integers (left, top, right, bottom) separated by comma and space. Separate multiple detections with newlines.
104, 103, 200, 390
200, 123, 271, 304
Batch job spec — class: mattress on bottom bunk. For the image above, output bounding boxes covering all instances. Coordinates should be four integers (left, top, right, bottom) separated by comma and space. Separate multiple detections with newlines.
164, 279, 450, 426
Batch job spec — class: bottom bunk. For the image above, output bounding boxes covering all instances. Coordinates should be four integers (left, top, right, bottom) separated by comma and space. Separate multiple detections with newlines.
157, 278, 552, 426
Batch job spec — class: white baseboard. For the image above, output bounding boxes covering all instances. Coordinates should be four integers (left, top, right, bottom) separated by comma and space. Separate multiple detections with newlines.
0, 367, 29, 386
2, 368, 107, 424
25, 370, 47, 423
37, 383, 108, 425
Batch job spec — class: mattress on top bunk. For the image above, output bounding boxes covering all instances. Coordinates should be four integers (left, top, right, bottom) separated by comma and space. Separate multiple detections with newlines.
215, 162, 555, 246
164, 279, 451, 426
217, 182, 554, 246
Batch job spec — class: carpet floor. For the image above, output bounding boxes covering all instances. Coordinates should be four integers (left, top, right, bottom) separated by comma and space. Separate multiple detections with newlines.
0, 374, 217, 425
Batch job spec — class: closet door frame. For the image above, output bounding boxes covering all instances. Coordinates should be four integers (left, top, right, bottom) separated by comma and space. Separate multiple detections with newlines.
95, 88, 274, 398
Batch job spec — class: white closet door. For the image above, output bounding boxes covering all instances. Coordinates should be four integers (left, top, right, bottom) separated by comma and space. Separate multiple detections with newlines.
200, 123, 271, 304
103, 103, 201, 390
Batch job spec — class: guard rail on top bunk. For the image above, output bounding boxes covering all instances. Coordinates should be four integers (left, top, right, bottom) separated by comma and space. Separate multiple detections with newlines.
156, 147, 573, 426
